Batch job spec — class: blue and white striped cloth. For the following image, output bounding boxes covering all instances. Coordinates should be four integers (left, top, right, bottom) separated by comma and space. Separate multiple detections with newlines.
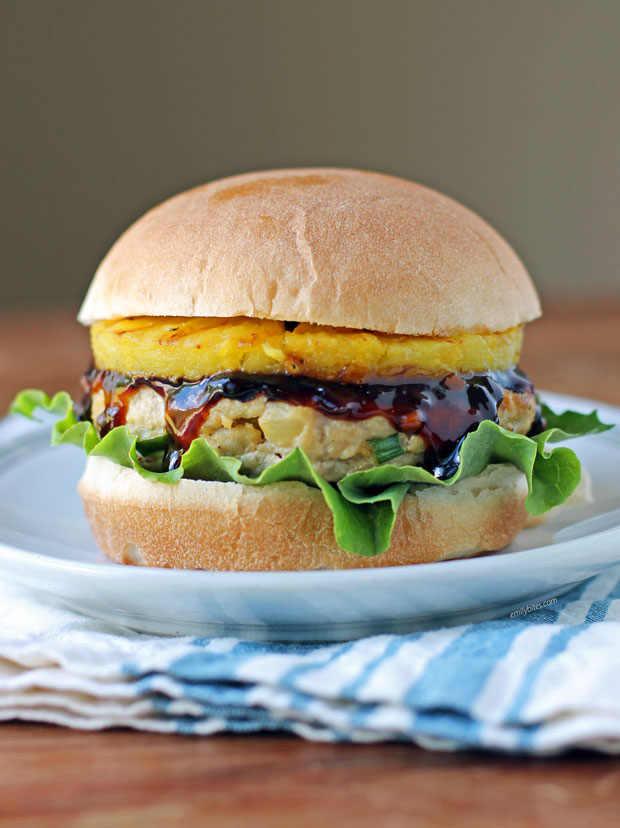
2, 569, 620, 753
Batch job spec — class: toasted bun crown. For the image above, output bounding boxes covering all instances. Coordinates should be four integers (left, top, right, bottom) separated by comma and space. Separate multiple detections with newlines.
78, 168, 541, 335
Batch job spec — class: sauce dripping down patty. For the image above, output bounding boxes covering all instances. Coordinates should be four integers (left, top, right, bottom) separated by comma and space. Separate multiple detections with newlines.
80, 368, 538, 480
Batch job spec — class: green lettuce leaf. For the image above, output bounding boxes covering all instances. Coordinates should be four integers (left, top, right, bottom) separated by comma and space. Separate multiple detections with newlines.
9, 388, 613, 557
539, 403, 612, 441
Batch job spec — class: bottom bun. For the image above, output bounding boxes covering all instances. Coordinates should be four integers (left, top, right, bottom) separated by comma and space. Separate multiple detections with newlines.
78, 457, 529, 570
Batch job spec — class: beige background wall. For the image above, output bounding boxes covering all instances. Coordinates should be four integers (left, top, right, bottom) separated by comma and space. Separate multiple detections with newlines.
2, 0, 619, 309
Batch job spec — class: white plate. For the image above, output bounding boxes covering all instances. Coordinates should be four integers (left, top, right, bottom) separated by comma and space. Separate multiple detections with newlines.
0, 392, 619, 641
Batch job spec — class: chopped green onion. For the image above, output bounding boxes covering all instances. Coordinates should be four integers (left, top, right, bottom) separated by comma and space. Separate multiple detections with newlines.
369, 433, 405, 463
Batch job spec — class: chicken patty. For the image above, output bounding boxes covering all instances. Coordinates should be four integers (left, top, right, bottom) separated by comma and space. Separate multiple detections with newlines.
91, 381, 536, 481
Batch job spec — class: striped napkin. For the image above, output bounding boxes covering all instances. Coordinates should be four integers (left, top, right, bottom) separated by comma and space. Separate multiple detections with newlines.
1, 568, 620, 754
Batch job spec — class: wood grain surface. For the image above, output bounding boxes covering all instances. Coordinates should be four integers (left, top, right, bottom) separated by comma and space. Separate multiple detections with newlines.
0, 304, 619, 827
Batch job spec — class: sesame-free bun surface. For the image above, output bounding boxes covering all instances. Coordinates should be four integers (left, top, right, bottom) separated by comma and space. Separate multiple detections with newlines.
79, 457, 528, 571
78, 168, 541, 335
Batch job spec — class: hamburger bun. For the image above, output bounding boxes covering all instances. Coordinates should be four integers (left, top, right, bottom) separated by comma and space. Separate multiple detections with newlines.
78, 168, 540, 335
79, 457, 528, 570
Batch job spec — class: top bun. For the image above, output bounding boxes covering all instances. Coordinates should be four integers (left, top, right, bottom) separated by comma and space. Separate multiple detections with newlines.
78, 168, 541, 335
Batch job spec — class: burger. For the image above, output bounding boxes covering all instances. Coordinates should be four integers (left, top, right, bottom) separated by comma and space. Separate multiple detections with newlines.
11, 169, 609, 570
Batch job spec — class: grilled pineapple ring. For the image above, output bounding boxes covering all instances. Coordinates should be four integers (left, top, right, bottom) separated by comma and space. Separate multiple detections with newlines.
91, 317, 523, 381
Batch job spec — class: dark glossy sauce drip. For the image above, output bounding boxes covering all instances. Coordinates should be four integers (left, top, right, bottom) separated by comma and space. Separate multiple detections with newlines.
83, 367, 535, 479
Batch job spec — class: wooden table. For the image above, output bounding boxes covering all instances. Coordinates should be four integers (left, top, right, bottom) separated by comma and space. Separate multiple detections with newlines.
1, 304, 619, 827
